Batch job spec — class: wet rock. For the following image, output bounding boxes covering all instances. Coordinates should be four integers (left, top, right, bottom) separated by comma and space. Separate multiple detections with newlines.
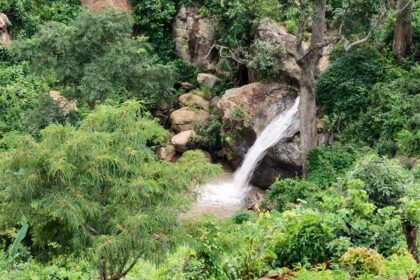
0, 13, 11, 47
174, 5, 219, 70
178, 93, 210, 111
81, 0, 131, 12
170, 107, 209, 133
197, 73, 221, 88
171, 130, 196, 153
157, 145, 176, 161
217, 82, 303, 188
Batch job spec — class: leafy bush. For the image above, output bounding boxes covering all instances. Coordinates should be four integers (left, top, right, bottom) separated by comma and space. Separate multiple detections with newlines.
248, 39, 284, 80
274, 210, 336, 266
350, 156, 414, 208
10, 9, 177, 110
307, 144, 359, 186
264, 179, 320, 212
0, 0, 80, 37
0, 62, 51, 137
339, 247, 385, 277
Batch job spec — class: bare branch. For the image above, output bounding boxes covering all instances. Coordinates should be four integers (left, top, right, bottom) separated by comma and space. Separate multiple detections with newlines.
394, 0, 414, 17
298, 36, 340, 62
342, 2, 388, 52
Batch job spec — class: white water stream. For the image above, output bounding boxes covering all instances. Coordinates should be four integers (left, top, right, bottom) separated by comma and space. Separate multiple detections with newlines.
197, 97, 300, 206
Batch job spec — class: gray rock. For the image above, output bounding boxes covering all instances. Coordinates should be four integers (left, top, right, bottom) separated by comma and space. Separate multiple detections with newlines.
197, 73, 221, 88
217, 82, 303, 188
157, 145, 176, 161
174, 6, 219, 70
171, 130, 196, 153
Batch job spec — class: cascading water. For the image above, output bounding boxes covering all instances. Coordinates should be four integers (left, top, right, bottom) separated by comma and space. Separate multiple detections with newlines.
198, 97, 300, 205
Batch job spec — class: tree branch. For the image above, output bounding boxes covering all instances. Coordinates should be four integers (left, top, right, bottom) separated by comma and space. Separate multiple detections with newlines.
342, 2, 388, 52
296, 0, 306, 55
394, 0, 414, 17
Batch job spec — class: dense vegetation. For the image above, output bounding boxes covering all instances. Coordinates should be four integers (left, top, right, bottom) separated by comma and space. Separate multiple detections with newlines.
0, 0, 419, 279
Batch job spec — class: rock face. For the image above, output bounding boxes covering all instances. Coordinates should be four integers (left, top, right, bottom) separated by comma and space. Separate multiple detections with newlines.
249, 18, 330, 83
170, 107, 209, 133
217, 82, 303, 188
197, 73, 221, 88
174, 6, 219, 70
0, 13, 11, 47
171, 130, 196, 153
48, 91, 78, 115
81, 0, 131, 12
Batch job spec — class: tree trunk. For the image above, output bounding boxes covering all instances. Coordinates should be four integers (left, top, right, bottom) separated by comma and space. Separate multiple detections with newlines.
402, 221, 419, 263
298, 67, 318, 175
393, 0, 413, 63
297, 0, 326, 175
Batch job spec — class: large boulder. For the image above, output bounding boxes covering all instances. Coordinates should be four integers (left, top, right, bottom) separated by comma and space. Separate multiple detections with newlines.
178, 93, 210, 111
0, 13, 11, 47
170, 107, 209, 133
217, 82, 303, 188
174, 6, 219, 70
249, 18, 330, 83
81, 0, 131, 12
197, 73, 221, 88
171, 130, 196, 153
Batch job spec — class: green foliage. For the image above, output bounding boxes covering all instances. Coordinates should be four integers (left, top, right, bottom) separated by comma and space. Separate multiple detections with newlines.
0, 62, 51, 137
264, 179, 320, 212
339, 247, 385, 277
274, 210, 336, 266
350, 156, 414, 208
307, 144, 359, 186
0, 0, 81, 38
28, 93, 81, 135
248, 40, 284, 80
317, 48, 384, 125
0, 101, 221, 278
10, 9, 177, 109
131, 0, 180, 61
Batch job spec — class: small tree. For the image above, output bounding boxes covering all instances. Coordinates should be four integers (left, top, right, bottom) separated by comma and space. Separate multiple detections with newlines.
289, 0, 389, 173
10, 9, 177, 109
350, 156, 419, 262
0, 101, 221, 279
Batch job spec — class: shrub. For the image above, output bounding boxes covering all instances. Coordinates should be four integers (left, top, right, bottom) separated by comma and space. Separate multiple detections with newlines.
264, 179, 320, 212
350, 156, 414, 208
307, 144, 359, 186
11, 10, 177, 110
274, 210, 336, 266
339, 247, 385, 277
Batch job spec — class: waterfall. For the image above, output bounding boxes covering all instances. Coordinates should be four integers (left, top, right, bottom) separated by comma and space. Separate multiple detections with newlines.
199, 97, 300, 205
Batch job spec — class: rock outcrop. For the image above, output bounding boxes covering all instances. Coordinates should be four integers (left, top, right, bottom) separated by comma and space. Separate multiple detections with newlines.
81, 0, 131, 12
217, 82, 303, 187
0, 13, 11, 47
249, 18, 330, 83
174, 6, 219, 70
170, 107, 209, 133
171, 130, 196, 153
